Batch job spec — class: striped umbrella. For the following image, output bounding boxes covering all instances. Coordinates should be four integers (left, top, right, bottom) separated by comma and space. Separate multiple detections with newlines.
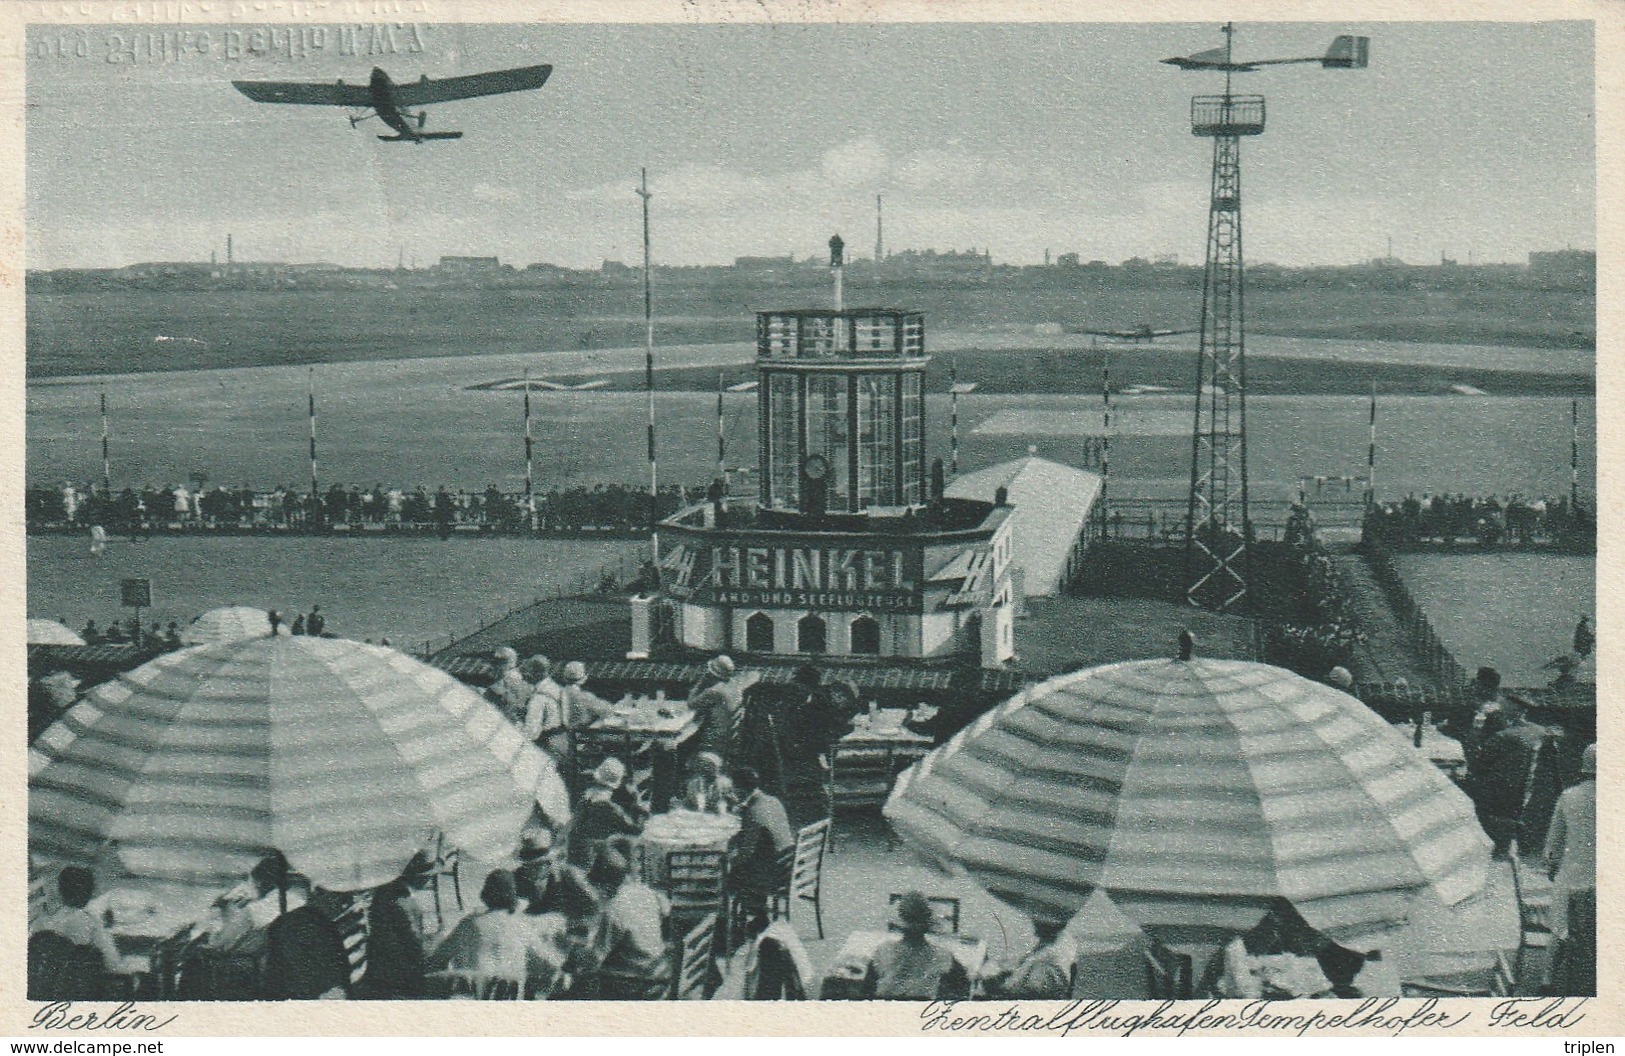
885, 658, 1489, 946
27, 619, 85, 646
181, 606, 277, 645
30, 636, 570, 893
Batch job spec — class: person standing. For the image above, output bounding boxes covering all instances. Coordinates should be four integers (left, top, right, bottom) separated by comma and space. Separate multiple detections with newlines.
1472, 698, 1549, 858
690, 654, 747, 760
488, 646, 530, 726
1545, 743, 1596, 996
308, 605, 326, 637
353, 854, 432, 999
267, 609, 283, 637
1573, 616, 1595, 661
523, 656, 568, 758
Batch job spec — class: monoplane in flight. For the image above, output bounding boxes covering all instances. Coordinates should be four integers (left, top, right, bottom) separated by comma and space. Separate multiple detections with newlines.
1162, 34, 1369, 71
232, 64, 552, 142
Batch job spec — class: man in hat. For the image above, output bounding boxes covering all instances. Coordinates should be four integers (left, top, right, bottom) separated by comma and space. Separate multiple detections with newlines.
514, 829, 560, 911
488, 646, 530, 726
1472, 695, 1550, 858
862, 891, 968, 1000
691, 654, 748, 760
1546, 743, 1596, 995
568, 758, 644, 868
559, 660, 616, 730
730, 767, 794, 938
523, 656, 569, 759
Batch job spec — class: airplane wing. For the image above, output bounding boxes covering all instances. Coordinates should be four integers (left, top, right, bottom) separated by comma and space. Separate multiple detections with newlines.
391, 64, 553, 107
232, 80, 373, 106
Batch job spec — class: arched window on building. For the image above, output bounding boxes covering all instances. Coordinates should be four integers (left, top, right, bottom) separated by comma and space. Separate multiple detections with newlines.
797, 613, 827, 654
850, 614, 881, 655
745, 611, 775, 653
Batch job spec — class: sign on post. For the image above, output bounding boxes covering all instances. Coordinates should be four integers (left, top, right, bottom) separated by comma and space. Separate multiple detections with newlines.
120, 578, 153, 609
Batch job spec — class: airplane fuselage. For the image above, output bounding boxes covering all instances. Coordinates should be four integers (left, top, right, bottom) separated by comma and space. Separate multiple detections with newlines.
368, 67, 417, 139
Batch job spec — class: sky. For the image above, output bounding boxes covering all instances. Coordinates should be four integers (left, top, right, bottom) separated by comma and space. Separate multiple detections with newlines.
25, 20, 1595, 270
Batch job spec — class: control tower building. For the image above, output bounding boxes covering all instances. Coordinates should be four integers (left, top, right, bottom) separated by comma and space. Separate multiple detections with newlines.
658, 237, 1015, 665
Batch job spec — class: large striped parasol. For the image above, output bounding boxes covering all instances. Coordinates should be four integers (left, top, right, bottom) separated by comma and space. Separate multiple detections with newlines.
27, 619, 85, 646
30, 636, 570, 893
180, 606, 277, 645
884, 658, 1489, 945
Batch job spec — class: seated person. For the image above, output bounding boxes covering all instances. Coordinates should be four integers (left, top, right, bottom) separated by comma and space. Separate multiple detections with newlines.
30, 866, 141, 978
729, 767, 795, 938
568, 758, 645, 868
983, 916, 1077, 999
428, 870, 557, 998
681, 751, 735, 814
584, 846, 671, 1000
861, 891, 969, 1000
559, 661, 616, 728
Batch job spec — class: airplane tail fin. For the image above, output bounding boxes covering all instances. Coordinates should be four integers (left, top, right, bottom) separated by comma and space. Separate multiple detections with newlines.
1322, 35, 1370, 69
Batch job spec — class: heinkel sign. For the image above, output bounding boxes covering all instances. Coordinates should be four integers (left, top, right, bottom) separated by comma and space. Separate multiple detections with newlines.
702, 543, 922, 611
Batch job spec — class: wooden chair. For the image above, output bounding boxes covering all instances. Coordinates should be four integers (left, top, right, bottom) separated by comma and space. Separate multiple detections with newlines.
429, 832, 463, 933
673, 913, 719, 1000
1508, 840, 1555, 985
1145, 943, 1194, 1000
887, 893, 961, 936
771, 818, 831, 939
828, 744, 902, 849
667, 849, 728, 922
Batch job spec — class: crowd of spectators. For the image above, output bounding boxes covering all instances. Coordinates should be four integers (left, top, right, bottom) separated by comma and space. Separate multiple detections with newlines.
26, 480, 702, 536
1363, 493, 1593, 549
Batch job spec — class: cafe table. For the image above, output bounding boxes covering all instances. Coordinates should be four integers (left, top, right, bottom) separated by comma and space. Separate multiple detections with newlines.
843, 709, 935, 763
820, 930, 987, 999
631, 808, 741, 886
584, 697, 701, 809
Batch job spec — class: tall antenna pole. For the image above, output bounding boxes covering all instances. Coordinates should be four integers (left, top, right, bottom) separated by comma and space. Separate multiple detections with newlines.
830, 234, 845, 312
638, 169, 659, 564
1367, 382, 1377, 510
99, 390, 110, 495
717, 372, 727, 488
524, 369, 536, 531
875, 194, 884, 265
1572, 398, 1580, 511
1101, 350, 1111, 513
950, 357, 960, 479
308, 366, 320, 530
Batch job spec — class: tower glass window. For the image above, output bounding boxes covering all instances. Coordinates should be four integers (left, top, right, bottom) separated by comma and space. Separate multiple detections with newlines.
901, 372, 924, 505
805, 374, 850, 508
766, 373, 800, 510
857, 374, 897, 508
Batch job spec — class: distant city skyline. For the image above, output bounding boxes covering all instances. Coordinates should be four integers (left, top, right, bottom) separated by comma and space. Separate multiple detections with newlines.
27, 21, 1594, 270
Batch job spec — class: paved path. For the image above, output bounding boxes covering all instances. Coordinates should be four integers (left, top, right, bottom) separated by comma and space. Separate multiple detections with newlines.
1331, 550, 1436, 691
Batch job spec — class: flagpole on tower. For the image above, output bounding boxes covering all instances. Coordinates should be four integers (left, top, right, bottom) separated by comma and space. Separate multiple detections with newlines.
524, 369, 536, 531
638, 168, 659, 565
